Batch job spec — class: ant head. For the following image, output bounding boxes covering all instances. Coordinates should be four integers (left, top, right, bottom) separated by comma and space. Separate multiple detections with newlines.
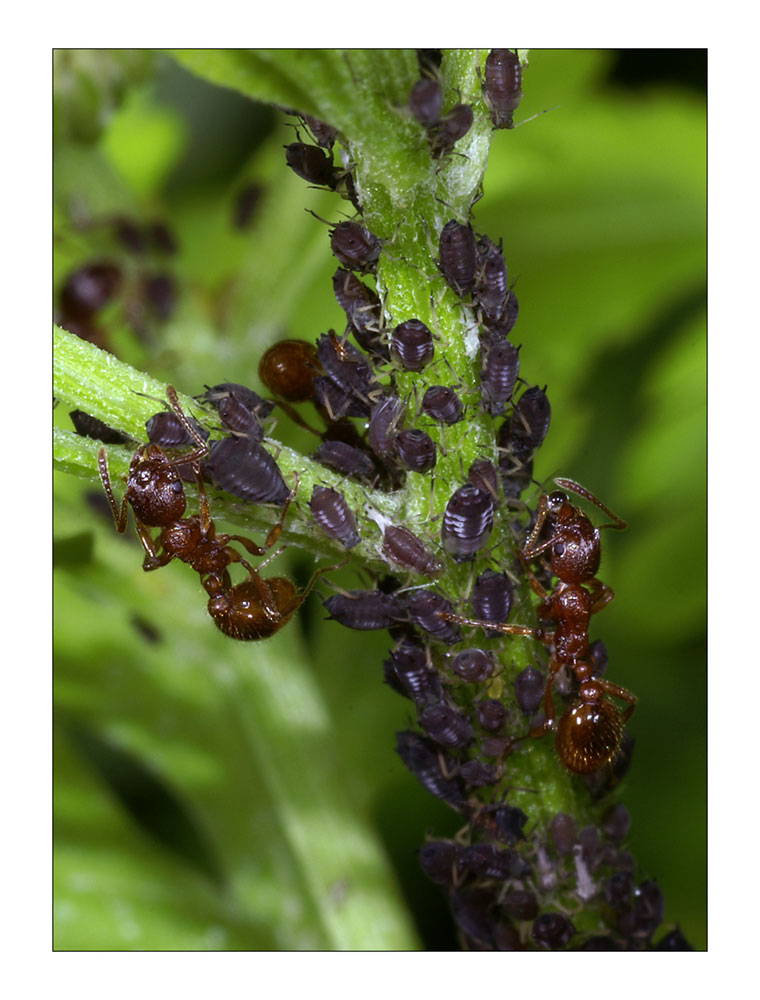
128, 449, 186, 526
555, 697, 624, 775
546, 490, 567, 515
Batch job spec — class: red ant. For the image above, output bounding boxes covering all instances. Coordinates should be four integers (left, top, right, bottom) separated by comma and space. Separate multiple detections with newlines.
440, 477, 637, 774
98, 386, 343, 640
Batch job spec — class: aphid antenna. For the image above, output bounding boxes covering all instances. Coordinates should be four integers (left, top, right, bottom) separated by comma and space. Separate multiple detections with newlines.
511, 105, 560, 129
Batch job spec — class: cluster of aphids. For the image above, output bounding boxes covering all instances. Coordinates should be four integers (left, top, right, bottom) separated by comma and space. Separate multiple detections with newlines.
418, 804, 688, 951
55, 213, 179, 350
409, 47, 524, 157
74, 49, 656, 949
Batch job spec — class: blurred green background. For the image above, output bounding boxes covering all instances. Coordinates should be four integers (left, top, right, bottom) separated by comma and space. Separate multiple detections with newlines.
53, 49, 706, 950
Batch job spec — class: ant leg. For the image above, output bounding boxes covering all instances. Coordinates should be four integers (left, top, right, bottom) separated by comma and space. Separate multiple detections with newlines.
521, 493, 555, 562
165, 385, 209, 468
98, 446, 132, 532
518, 553, 550, 600
553, 477, 627, 531
274, 401, 324, 437
278, 556, 350, 619
598, 679, 637, 721
137, 523, 174, 571
586, 577, 616, 615
223, 474, 301, 560
437, 610, 538, 639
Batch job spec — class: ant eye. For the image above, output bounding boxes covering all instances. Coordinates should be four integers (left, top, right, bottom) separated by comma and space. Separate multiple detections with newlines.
554, 542, 565, 556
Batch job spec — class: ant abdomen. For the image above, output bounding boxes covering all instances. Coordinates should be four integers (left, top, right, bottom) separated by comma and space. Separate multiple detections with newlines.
208, 576, 298, 640
555, 699, 626, 775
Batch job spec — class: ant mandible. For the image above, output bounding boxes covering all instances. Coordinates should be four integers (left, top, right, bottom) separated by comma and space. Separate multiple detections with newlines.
440, 477, 637, 774
98, 386, 343, 640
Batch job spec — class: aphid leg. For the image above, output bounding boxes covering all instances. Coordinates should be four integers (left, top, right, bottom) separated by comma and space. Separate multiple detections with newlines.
98, 446, 131, 532
553, 477, 627, 531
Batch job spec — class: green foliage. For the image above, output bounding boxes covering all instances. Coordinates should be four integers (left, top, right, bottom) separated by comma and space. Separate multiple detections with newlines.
54, 49, 705, 949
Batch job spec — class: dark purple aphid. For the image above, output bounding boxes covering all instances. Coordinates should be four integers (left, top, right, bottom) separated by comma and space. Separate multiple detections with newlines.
146, 411, 210, 449
438, 220, 477, 295
147, 220, 178, 255
200, 383, 275, 421
395, 730, 466, 808
233, 183, 262, 230
483, 49, 523, 130
330, 221, 381, 273
383, 639, 442, 704
418, 703, 473, 748
418, 841, 460, 885
475, 235, 510, 320
312, 439, 377, 482
602, 803, 631, 843
532, 913, 576, 950
382, 525, 442, 577
604, 871, 634, 910
416, 49, 443, 74
550, 812, 577, 855
496, 424, 534, 498
450, 888, 497, 947
214, 393, 264, 441
514, 665, 545, 715
302, 114, 338, 150
430, 104, 474, 157
451, 648, 494, 683
459, 759, 498, 789
284, 142, 339, 188
501, 891, 539, 922
203, 436, 290, 506
441, 484, 494, 562
395, 428, 436, 473
471, 569, 513, 636
480, 341, 520, 415
313, 375, 369, 420
481, 291, 520, 345
476, 698, 506, 733
458, 844, 523, 880
493, 804, 528, 844
578, 825, 600, 863
70, 410, 131, 445
407, 589, 462, 644
510, 384, 551, 452
368, 395, 406, 460
390, 319, 434, 372
421, 385, 463, 425
112, 216, 145, 253
623, 880, 665, 942
309, 486, 360, 549
59, 261, 121, 320
144, 273, 177, 321
409, 78, 442, 127
323, 589, 405, 630
316, 331, 377, 403
656, 928, 693, 951
331, 268, 387, 358
467, 459, 500, 502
